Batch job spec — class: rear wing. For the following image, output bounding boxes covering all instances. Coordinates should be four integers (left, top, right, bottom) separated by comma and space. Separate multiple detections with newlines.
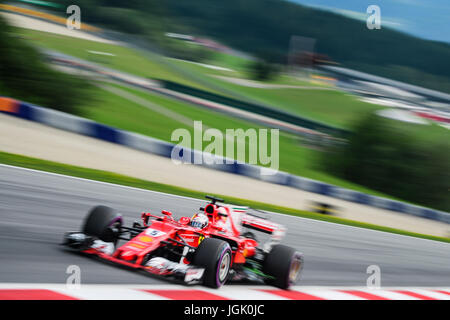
226, 205, 287, 248
241, 214, 285, 239
228, 205, 284, 235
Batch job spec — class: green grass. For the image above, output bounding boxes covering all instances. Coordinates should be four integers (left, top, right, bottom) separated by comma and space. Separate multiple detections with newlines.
166, 56, 327, 90
13, 27, 219, 94
164, 56, 385, 130
81, 84, 187, 141
15, 27, 385, 130
77, 82, 411, 202
171, 41, 332, 87
166, 38, 251, 73
201, 80, 386, 129
0, 150, 448, 243
207, 51, 252, 72
81, 82, 319, 175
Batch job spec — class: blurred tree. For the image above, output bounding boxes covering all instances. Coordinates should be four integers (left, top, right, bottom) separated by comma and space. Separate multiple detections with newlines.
323, 113, 450, 211
247, 60, 280, 81
0, 16, 91, 114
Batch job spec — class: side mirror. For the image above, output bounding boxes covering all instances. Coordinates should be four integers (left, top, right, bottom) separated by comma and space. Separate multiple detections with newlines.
162, 210, 172, 216
178, 216, 190, 225
141, 212, 151, 226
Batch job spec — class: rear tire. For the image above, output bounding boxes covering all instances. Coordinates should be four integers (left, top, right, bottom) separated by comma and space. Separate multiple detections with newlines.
192, 238, 232, 288
263, 244, 303, 289
82, 205, 122, 243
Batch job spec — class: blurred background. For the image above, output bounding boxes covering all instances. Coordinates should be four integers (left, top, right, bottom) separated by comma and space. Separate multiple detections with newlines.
0, 0, 448, 214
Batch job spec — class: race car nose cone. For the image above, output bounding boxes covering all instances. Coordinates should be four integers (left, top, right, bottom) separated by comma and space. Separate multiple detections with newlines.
120, 250, 136, 261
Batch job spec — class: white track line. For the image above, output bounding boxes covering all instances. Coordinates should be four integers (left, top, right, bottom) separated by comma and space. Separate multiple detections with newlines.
351, 289, 419, 300
296, 288, 365, 300
199, 286, 288, 300
58, 287, 168, 300
406, 289, 450, 300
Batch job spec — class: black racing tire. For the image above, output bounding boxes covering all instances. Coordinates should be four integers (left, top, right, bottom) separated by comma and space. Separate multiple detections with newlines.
192, 238, 232, 288
82, 205, 122, 243
263, 244, 304, 289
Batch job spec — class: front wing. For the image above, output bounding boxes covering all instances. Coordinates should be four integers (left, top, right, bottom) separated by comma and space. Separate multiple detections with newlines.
63, 232, 205, 284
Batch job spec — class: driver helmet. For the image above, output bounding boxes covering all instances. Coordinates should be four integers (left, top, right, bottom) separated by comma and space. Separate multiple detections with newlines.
190, 213, 209, 229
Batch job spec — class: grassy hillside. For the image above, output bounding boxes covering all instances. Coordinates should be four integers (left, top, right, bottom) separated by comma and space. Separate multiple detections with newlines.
42, 0, 450, 92
16, 27, 386, 130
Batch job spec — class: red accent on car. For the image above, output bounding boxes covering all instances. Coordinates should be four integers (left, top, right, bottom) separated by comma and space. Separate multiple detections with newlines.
178, 216, 190, 225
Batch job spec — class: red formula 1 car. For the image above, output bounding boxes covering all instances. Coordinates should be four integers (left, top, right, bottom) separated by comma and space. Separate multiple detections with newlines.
63, 195, 304, 289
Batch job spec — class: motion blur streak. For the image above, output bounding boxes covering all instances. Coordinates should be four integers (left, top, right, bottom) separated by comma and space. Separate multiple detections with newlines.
0, 165, 449, 286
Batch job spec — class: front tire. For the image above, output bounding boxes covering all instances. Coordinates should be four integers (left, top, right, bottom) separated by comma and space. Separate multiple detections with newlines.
82, 205, 122, 243
263, 244, 304, 289
192, 238, 232, 288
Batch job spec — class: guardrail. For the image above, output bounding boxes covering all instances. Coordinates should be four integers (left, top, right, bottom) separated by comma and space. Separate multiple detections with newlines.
1, 96, 449, 224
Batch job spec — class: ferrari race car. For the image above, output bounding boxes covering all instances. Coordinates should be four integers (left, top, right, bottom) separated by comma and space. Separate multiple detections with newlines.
63, 195, 304, 289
